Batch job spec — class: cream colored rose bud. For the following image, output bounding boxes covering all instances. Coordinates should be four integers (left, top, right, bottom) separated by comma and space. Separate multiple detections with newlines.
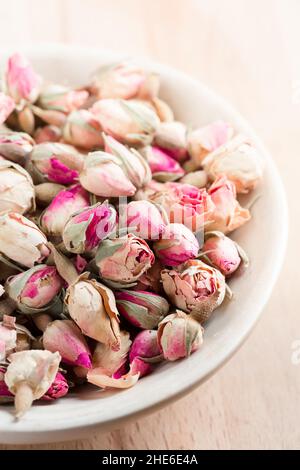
0, 161, 35, 215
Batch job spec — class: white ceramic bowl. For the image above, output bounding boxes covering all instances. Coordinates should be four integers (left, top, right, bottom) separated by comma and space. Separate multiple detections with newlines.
0, 45, 288, 444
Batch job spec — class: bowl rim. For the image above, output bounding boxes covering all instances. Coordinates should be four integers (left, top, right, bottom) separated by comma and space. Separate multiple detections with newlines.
0, 43, 288, 444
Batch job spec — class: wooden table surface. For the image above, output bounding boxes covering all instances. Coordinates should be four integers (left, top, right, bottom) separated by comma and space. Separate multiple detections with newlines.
0, 0, 299, 450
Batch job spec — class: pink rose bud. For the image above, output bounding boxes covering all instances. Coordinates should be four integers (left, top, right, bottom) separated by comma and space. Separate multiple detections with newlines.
206, 174, 251, 234
154, 121, 188, 162
90, 98, 159, 146
0, 130, 34, 164
38, 84, 88, 114
5, 265, 63, 313
63, 110, 103, 150
143, 145, 185, 182
157, 310, 203, 361
34, 125, 62, 144
125, 200, 165, 240
0, 212, 49, 268
62, 202, 118, 254
0, 92, 15, 125
0, 160, 35, 214
95, 234, 155, 287
65, 275, 121, 351
202, 232, 245, 276
4, 53, 41, 104
43, 319, 92, 368
4, 349, 61, 418
188, 121, 234, 167
149, 182, 214, 233
161, 259, 226, 324
40, 184, 89, 237
91, 62, 159, 100
42, 371, 69, 400
129, 330, 162, 378
202, 134, 264, 193
115, 290, 169, 329
29, 142, 84, 185
153, 223, 199, 266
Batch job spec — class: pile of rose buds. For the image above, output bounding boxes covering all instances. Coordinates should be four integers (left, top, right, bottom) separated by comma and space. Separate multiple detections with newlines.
0, 53, 263, 418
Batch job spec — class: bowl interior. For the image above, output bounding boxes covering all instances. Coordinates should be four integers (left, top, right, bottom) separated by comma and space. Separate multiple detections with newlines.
0, 45, 287, 444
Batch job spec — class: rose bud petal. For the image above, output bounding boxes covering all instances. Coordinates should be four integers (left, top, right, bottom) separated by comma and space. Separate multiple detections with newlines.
34, 125, 62, 144
0, 161, 35, 214
0, 212, 49, 268
43, 319, 92, 368
0, 130, 34, 164
74, 254, 88, 274
142, 145, 184, 182
40, 184, 89, 236
31, 105, 67, 127
91, 62, 159, 100
153, 223, 199, 266
133, 179, 165, 201
0, 319, 17, 362
65, 275, 121, 351
63, 202, 117, 254
134, 260, 163, 294
154, 121, 188, 162
179, 170, 208, 188
206, 174, 251, 234
188, 121, 234, 167
5, 265, 63, 313
202, 134, 264, 193
90, 98, 159, 146
115, 290, 169, 329
63, 110, 103, 150
161, 259, 226, 324
42, 371, 69, 400
129, 330, 162, 378
149, 182, 214, 233
29, 142, 84, 184
157, 310, 203, 361
38, 84, 88, 114
150, 97, 174, 122
4, 349, 61, 418
4, 53, 41, 104
95, 234, 155, 287
201, 232, 246, 277
35, 182, 66, 207
125, 200, 165, 240
0, 92, 15, 125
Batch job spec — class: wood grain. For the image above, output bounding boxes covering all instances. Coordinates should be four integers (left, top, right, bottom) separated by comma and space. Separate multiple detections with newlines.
0, 0, 299, 450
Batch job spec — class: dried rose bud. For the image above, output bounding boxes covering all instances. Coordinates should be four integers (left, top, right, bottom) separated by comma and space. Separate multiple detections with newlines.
35, 182, 66, 207
96, 234, 155, 287
65, 275, 120, 351
202, 135, 264, 193
115, 290, 169, 329
62, 202, 118, 254
129, 330, 162, 377
161, 259, 226, 324
0, 161, 35, 214
134, 260, 163, 294
158, 310, 203, 361
42, 371, 69, 400
5, 265, 63, 313
0, 92, 15, 125
63, 110, 103, 150
206, 175, 251, 234
43, 319, 92, 368
125, 200, 165, 240
4, 349, 61, 418
91, 62, 159, 100
91, 99, 159, 146
0, 212, 49, 268
201, 231, 245, 277
154, 121, 188, 161
0, 130, 34, 164
188, 121, 234, 167
29, 142, 84, 185
179, 170, 208, 188
38, 84, 88, 113
34, 125, 62, 144
149, 182, 214, 233
142, 145, 184, 182
4, 53, 41, 104
153, 223, 199, 266
40, 184, 89, 236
